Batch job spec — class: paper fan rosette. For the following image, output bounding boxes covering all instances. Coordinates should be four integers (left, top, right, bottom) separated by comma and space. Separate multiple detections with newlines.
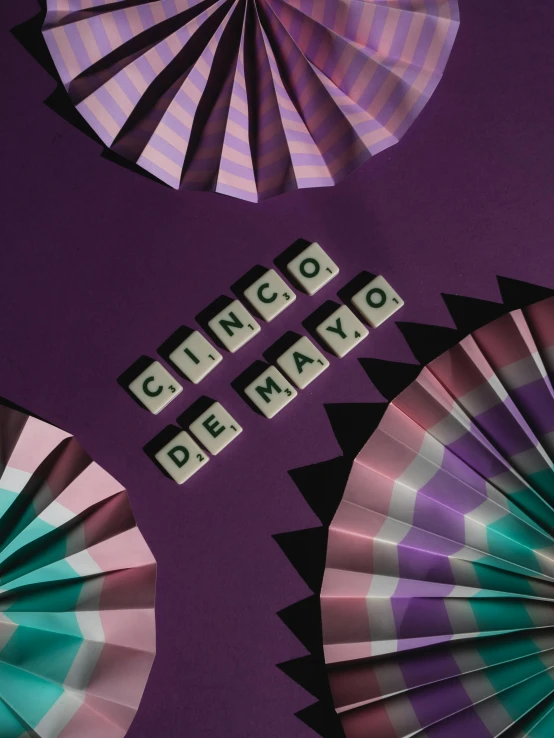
321, 295, 554, 737
42, 0, 459, 201
0, 402, 156, 738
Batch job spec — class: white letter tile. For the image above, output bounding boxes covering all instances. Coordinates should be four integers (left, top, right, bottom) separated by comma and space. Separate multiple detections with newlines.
286, 243, 339, 295
351, 275, 404, 328
168, 331, 222, 384
154, 430, 209, 484
189, 402, 243, 456
208, 300, 261, 353
243, 269, 296, 322
276, 336, 330, 389
244, 366, 297, 418
128, 361, 182, 414
315, 305, 369, 358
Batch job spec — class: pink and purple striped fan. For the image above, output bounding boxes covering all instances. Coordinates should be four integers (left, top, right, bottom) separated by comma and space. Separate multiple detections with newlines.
322, 296, 554, 737
42, 0, 459, 201
0, 402, 156, 738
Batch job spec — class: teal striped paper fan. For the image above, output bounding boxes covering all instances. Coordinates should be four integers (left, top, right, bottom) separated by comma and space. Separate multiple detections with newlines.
0, 401, 156, 738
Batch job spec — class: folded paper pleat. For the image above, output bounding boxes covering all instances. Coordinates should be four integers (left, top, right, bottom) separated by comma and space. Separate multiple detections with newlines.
322, 296, 554, 737
0, 404, 156, 738
42, 0, 460, 201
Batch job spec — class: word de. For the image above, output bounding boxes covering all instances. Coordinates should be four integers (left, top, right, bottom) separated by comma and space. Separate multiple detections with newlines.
155, 401, 242, 483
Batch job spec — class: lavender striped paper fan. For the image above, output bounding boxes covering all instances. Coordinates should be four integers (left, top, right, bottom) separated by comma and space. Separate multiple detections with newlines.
322, 296, 554, 738
42, 0, 459, 201
0, 400, 156, 738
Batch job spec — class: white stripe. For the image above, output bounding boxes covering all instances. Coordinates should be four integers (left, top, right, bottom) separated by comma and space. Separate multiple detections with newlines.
0, 467, 31, 493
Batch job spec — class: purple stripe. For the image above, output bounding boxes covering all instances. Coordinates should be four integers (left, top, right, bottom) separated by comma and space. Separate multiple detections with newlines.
426, 707, 493, 738
94, 86, 128, 127
216, 180, 258, 202
510, 379, 554, 437
163, 109, 192, 138
64, 22, 92, 74
88, 16, 112, 58
219, 156, 253, 180
222, 131, 250, 157
410, 677, 475, 729
148, 131, 186, 165
113, 8, 133, 45
137, 4, 156, 29
473, 402, 540, 457
138, 154, 180, 188
76, 98, 113, 145
446, 429, 508, 481
116, 69, 143, 107
412, 492, 468, 543
134, 56, 157, 87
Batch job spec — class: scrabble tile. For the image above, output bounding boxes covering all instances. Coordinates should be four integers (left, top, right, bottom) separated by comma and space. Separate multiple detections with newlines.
208, 300, 261, 353
316, 305, 369, 358
189, 402, 243, 455
154, 430, 209, 484
168, 331, 223, 384
351, 275, 404, 328
286, 242, 339, 295
128, 361, 182, 414
243, 269, 296, 322
276, 336, 330, 389
244, 366, 297, 418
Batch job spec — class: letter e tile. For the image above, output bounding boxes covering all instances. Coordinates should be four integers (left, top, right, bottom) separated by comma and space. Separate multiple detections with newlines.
189, 401, 243, 455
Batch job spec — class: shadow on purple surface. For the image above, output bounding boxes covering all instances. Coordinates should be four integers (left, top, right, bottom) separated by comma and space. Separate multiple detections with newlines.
277, 276, 554, 738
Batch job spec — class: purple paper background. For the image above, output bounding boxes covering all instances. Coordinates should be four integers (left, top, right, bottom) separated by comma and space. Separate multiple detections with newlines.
1, 2, 554, 736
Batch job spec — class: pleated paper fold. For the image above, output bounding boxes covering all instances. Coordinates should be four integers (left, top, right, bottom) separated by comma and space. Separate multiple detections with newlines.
0, 404, 156, 738
42, 0, 459, 201
322, 297, 554, 738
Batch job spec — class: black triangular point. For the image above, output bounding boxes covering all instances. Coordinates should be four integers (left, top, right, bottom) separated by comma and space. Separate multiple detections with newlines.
398, 321, 460, 365
273, 528, 328, 593
289, 457, 351, 526
496, 276, 554, 311
277, 655, 329, 700
359, 358, 421, 402
441, 293, 507, 336
296, 701, 345, 738
324, 403, 386, 460
277, 596, 323, 655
